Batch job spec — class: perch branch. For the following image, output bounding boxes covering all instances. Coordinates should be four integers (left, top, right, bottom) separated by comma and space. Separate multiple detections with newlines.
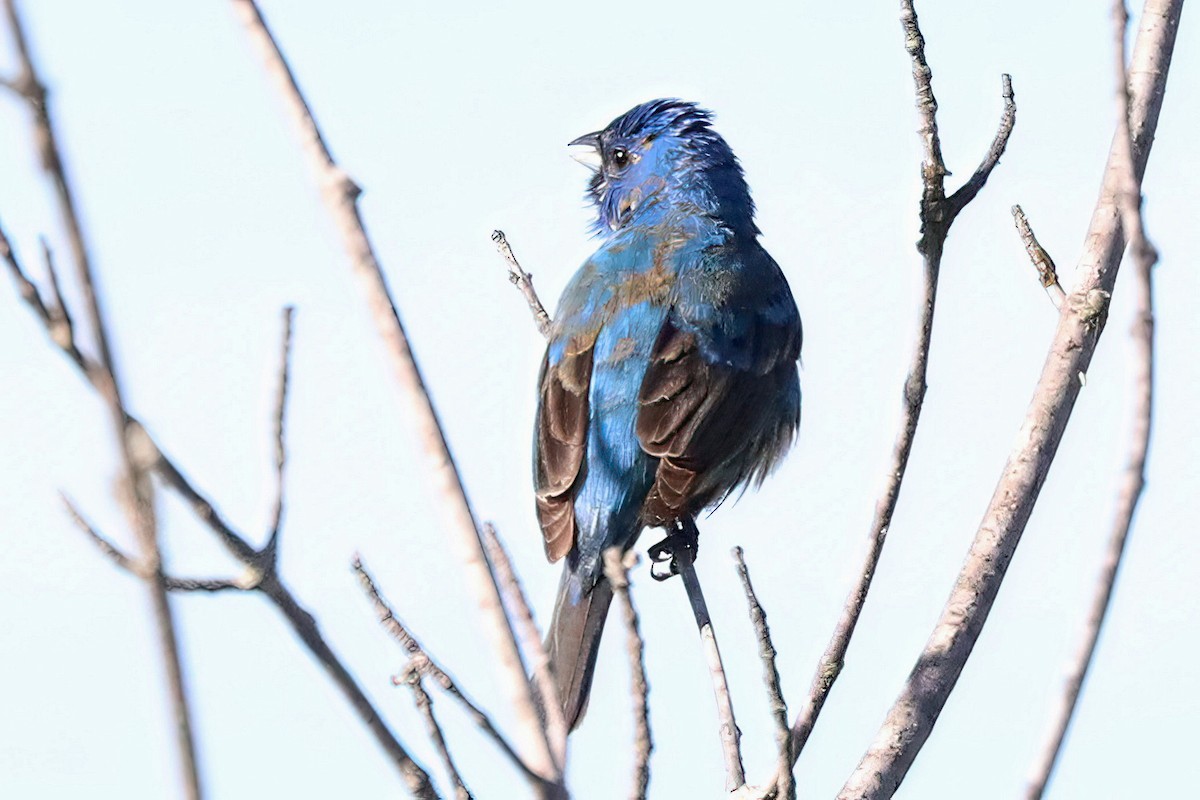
787, 0, 1017, 768
732, 548, 792, 800
492, 230, 552, 337
1012, 205, 1067, 309
603, 549, 653, 800
838, 1, 1181, 796
3, 2, 201, 794
352, 557, 541, 787
1024, 2, 1160, 796
677, 542, 744, 791
228, 2, 556, 784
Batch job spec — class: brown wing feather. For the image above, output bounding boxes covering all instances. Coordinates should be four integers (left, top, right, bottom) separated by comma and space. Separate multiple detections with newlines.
534, 340, 595, 562
636, 321, 775, 525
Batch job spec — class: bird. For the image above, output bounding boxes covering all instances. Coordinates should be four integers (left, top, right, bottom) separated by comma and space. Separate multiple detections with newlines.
533, 99, 802, 730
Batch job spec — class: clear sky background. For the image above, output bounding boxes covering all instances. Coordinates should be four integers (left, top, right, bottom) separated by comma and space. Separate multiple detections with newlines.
1, 1, 1195, 798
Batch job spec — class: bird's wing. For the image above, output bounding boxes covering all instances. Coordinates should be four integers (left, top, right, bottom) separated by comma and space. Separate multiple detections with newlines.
534, 334, 595, 562
636, 243, 801, 522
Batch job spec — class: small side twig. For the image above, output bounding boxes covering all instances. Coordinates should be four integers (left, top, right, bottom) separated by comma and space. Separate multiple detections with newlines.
677, 542, 744, 791
352, 557, 541, 787
492, 230, 552, 337
787, 0, 1017, 770
1024, 2, 1159, 797
732, 547, 792, 800
603, 549, 652, 800
1012, 206, 1066, 309
404, 676, 473, 800
265, 306, 294, 553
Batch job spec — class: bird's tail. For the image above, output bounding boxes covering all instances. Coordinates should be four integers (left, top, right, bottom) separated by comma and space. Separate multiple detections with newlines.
545, 566, 614, 731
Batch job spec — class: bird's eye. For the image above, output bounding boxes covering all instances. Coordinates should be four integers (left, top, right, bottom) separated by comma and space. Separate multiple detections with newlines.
610, 147, 630, 169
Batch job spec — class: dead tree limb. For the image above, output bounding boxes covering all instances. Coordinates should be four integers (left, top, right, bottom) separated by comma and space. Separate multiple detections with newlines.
786, 0, 1017, 768
838, 1, 1181, 796
226, 3, 557, 786
1024, 2, 1161, 796
2, 2, 201, 794
603, 549, 653, 800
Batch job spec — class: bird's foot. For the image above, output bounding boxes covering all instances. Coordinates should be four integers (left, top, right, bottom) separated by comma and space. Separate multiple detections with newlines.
648, 519, 700, 581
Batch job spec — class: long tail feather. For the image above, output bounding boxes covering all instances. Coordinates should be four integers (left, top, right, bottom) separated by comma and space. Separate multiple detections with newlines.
545, 568, 614, 730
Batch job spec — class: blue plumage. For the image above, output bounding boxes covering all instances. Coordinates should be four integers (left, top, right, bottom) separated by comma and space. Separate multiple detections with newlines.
533, 99, 802, 729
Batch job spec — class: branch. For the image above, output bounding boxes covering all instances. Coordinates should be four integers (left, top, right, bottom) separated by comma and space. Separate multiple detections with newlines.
1024, 2, 1159, 796
265, 306, 294, 552
227, 2, 556, 783
603, 549, 653, 800
1012, 205, 1067, 309
676, 541, 744, 791
352, 557, 542, 788
732, 548, 792, 800
838, 1, 1181, 796
3, 2, 201, 794
788, 0, 1016, 767
481, 523, 568, 771
492, 230, 552, 337
404, 676, 473, 800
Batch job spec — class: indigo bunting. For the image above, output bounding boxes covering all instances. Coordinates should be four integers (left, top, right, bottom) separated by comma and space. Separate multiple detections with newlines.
534, 99, 802, 729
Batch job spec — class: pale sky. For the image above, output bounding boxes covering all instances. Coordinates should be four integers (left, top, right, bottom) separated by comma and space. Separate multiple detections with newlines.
1, 1, 1196, 798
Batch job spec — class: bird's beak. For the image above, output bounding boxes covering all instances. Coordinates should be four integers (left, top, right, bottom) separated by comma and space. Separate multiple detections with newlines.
568, 131, 602, 170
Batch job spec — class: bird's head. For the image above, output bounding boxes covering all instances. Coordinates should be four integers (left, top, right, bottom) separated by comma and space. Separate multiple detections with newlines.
570, 99, 757, 236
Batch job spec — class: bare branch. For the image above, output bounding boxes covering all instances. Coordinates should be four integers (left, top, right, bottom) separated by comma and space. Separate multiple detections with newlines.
1012, 205, 1067, 309
63, 495, 254, 593
227, 2, 555, 781
947, 75, 1017, 217
265, 306, 294, 552
492, 230, 552, 337
405, 678, 473, 800
480, 523, 568, 771
62, 493, 141, 575
3, 2, 201, 793
603, 549, 652, 800
352, 557, 542, 787
0, 220, 88, 371
788, 0, 1017, 768
732, 548, 792, 800
839, 2, 1182, 796
676, 542, 744, 791
1024, 2, 1160, 796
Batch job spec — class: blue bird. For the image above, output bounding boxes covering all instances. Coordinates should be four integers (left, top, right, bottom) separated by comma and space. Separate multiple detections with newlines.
534, 99, 802, 729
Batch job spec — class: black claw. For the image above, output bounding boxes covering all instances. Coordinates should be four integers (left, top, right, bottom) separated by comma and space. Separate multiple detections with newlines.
646, 520, 700, 581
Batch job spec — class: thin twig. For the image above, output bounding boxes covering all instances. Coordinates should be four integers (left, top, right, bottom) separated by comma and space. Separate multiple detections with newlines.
265, 306, 294, 552
732, 548, 792, 800
677, 543, 744, 791
3, 3, 201, 794
228, 3, 556, 785
1, 221, 88, 371
787, 0, 1017, 770
352, 557, 541, 787
1012, 205, 1067, 309
839, 2, 1181, 796
480, 523, 567, 771
1024, 2, 1159, 797
38, 236, 74, 349
406, 678, 473, 800
491, 230, 552, 337
603, 549, 652, 800
61, 495, 252, 593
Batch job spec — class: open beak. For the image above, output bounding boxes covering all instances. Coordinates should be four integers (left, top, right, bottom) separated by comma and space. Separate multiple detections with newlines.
568, 131, 602, 170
